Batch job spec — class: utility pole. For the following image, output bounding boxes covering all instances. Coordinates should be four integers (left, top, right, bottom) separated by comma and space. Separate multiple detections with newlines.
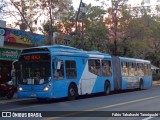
80, 2, 86, 50
72, 0, 86, 49
73, 0, 82, 48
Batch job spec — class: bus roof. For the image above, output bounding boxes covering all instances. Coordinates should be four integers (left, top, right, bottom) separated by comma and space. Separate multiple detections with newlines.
21, 45, 111, 58
21, 45, 150, 62
119, 57, 150, 63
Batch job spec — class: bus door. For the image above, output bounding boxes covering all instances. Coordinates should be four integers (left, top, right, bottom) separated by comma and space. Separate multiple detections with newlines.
143, 63, 152, 87
136, 63, 145, 88
64, 58, 77, 95
80, 59, 101, 94
52, 56, 67, 97
129, 62, 138, 88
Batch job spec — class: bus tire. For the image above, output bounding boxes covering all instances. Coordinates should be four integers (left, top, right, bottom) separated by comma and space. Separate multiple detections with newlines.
68, 84, 78, 101
104, 81, 110, 95
139, 80, 143, 90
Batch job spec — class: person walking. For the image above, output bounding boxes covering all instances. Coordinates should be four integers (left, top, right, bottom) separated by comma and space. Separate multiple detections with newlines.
0, 74, 3, 84
7, 74, 12, 82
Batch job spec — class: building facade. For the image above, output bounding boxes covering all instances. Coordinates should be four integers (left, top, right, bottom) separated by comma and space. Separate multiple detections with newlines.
0, 20, 48, 84
126, 0, 160, 16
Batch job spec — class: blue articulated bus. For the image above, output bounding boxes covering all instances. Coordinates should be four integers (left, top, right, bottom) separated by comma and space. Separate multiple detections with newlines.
17, 45, 152, 100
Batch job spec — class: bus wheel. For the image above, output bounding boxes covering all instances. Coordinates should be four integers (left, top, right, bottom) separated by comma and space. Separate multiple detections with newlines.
68, 84, 77, 101
104, 81, 110, 95
139, 80, 143, 90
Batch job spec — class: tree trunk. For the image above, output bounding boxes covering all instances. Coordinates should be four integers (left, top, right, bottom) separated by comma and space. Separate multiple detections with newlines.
49, 0, 54, 45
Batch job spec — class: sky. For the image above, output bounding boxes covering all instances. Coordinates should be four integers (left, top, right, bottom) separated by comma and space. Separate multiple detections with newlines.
72, 0, 111, 10
72, 0, 155, 10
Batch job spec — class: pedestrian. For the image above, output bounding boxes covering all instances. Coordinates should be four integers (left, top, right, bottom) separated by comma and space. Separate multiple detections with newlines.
0, 74, 3, 84
7, 74, 12, 82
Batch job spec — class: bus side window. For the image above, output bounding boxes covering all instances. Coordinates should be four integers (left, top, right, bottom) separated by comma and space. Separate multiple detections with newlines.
53, 61, 64, 80
57, 62, 64, 79
144, 64, 150, 76
122, 62, 129, 76
129, 62, 135, 77
88, 59, 100, 76
65, 60, 77, 79
137, 63, 144, 76
102, 60, 112, 76
148, 64, 151, 76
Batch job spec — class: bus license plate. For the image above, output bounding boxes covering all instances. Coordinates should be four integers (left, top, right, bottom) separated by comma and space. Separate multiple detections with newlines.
30, 94, 36, 97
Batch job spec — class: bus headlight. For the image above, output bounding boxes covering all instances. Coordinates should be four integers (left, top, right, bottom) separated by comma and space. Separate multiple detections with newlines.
43, 84, 51, 91
18, 86, 23, 91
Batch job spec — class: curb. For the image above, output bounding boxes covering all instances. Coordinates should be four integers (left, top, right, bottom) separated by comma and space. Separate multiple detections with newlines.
0, 93, 36, 104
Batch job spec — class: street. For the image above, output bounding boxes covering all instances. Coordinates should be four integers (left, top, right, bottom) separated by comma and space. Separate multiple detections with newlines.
0, 86, 160, 120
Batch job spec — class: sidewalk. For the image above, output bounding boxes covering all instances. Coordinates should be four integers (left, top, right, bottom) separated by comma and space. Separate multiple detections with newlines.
0, 92, 35, 104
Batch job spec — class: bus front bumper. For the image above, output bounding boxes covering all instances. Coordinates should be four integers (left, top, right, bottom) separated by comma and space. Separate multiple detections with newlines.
17, 91, 55, 99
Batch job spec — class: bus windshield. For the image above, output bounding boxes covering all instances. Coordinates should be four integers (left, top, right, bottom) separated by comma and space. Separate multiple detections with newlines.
18, 61, 51, 85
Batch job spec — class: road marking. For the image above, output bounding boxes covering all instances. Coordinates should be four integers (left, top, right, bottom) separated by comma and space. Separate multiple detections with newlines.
42, 95, 160, 120
1, 95, 160, 119
142, 116, 154, 120
1, 95, 160, 118
86, 95, 160, 111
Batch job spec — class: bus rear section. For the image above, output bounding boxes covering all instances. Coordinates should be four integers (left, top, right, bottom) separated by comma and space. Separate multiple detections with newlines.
112, 56, 152, 90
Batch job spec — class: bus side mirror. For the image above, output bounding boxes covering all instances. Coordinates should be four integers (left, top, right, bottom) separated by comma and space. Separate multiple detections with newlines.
56, 61, 61, 70
53, 57, 61, 70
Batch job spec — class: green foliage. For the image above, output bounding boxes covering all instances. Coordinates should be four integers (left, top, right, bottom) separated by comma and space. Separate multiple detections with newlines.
41, 0, 73, 33
85, 20, 108, 51
42, 21, 60, 34
82, 4, 108, 51
43, 1, 160, 67
47, 4, 109, 50
124, 14, 160, 67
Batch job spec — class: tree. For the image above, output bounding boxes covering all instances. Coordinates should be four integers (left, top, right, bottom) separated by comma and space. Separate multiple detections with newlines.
0, 0, 6, 18
104, 0, 129, 55
4, 0, 43, 34
39, 0, 73, 45
146, 16, 160, 67
121, 7, 160, 68
71, 4, 108, 51
42, 8, 75, 34
105, 1, 158, 58
0, 0, 5, 11
3, 0, 72, 45
52, 4, 108, 50
83, 4, 108, 51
